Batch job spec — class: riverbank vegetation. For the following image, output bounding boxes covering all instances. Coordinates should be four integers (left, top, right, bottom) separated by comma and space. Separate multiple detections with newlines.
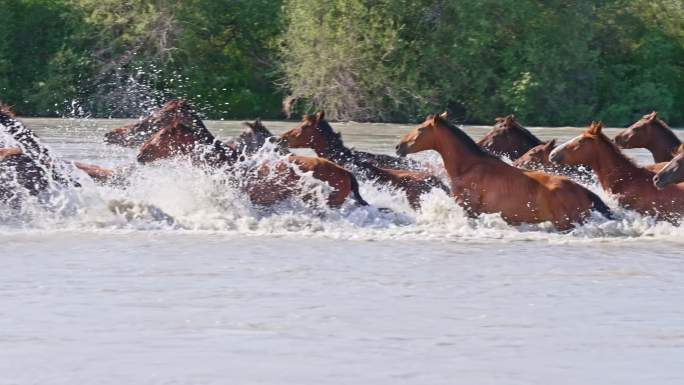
0, 0, 683, 126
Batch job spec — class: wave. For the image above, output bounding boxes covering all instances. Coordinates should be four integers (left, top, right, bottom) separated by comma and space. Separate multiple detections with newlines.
1, 141, 682, 243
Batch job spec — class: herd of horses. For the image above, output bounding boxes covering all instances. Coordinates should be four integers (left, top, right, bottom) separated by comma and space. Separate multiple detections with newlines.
1, 99, 684, 231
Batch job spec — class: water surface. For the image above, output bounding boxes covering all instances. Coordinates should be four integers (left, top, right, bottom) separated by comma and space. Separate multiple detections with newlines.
1, 118, 683, 384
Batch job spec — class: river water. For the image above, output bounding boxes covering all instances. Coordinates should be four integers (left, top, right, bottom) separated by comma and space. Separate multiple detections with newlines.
1, 118, 683, 384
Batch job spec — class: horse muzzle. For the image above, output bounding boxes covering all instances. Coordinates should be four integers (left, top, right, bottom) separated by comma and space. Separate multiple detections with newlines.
548, 148, 563, 164
395, 143, 409, 157
136, 152, 150, 164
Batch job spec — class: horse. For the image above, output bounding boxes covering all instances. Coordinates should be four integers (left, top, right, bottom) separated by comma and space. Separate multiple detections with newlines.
280, 111, 448, 209
614, 112, 682, 163
136, 105, 367, 208
1, 104, 130, 191
104, 99, 210, 148
477, 115, 543, 160
0, 147, 51, 205
104, 109, 161, 147
0, 104, 77, 188
513, 140, 558, 171
653, 145, 684, 189
550, 122, 684, 221
395, 113, 612, 230
228, 118, 284, 157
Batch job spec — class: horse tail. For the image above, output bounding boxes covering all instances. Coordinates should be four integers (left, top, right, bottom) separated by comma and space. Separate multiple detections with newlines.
348, 172, 369, 206
586, 189, 613, 220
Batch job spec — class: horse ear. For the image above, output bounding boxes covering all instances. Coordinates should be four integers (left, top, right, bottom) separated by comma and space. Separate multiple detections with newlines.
439, 111, 448, 119
649, 111, 658, 120
588, 121, 603, 135
504, 114, 515, 126
316, 111, 325, 121
545, 139, 557, 149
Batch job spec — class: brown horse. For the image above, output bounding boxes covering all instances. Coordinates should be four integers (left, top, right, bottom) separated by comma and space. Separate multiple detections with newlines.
653, 145, 684, 189
280, 112, 448, 209
136, 106, 367, 208
477, 115, 543, 160
614, 112, 682, 163
104, 110, 161, 147
550, 122, 684, 221
105, 99, 213, 148
515, 137, 666, 175
512, 140, 558, 171
395, 114, 612, 230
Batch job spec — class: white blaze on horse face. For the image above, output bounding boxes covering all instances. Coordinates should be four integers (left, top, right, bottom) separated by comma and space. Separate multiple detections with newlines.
549, 135, 581, 163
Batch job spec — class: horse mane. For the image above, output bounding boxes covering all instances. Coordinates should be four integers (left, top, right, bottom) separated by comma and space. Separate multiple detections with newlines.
316, 119, 348, 150
164, 100, 215, 144
592, 128, 641, 168
316, 119, 351, 156
436, 115, 492, 157
673, 143, 684, 156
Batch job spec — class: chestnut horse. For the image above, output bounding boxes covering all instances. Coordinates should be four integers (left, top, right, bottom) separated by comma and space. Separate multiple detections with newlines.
136, 106, 367, 208
653, 145, 684, 189
280, 112, 448, 209
395, 114, 612, 230
105, 99, 214, 148
104, 108, 161, 147
478, 115, 542, 160
550, 122, 684, 221
614, 112, 681, 163
513, 140, 558, 171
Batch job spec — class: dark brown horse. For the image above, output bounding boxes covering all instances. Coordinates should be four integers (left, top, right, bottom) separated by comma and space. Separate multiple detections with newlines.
0, 147, 51, 204
228, 118, 283, 156
0, 104, 77, 188
395, 114, 612, 230
550, 122, 684, 221
136, 106, 367, 208
614, 112, 682, 163
477, 115, 543, 160
653, 145, 684, 189
280, 112, 448, 209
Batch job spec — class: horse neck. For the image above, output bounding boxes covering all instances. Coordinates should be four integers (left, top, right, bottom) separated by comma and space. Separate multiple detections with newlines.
646, 126, 681, 162
315, 133, 353, 165
591, 139, 650, 190
434, 124, 491, 178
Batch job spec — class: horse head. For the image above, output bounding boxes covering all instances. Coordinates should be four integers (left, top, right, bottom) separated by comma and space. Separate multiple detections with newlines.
477, 114, 541, 159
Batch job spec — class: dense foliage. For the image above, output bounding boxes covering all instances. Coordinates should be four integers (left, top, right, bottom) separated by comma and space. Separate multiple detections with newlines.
0, 0, 683, 126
